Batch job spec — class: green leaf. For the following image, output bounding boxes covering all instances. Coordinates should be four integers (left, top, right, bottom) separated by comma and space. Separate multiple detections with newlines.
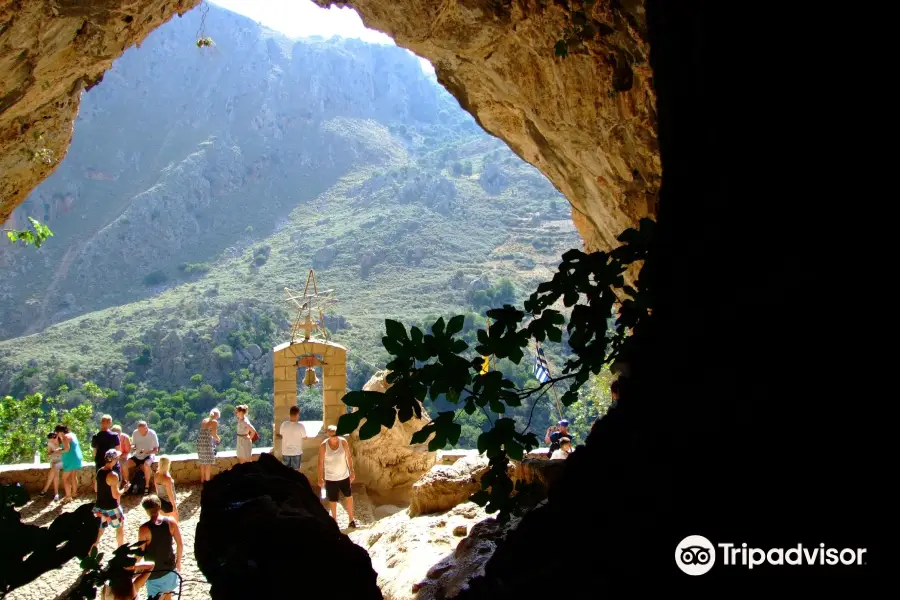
470, 490, 489, 506
506, 441, 525, 461
384, 319, 409, 342
410, 424, 435, 445
447, 314, 465, 336
341, 390, 380, 409
336, 410, 365, 435
432, 317, 445, 337
359, 415, 383, 440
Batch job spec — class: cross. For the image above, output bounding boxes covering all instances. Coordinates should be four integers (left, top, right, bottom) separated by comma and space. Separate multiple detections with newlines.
284, 269, 337, 343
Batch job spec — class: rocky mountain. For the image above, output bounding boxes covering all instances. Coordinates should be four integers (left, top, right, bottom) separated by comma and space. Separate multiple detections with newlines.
0, 4, 578, 400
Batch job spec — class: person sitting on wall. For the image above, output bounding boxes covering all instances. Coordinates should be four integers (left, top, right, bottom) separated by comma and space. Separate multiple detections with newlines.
129, 421, 159, 495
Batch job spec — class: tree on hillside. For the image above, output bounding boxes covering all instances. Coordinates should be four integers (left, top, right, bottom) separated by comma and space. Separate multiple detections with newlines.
566, 369, 616, 442
0, 389, 95, 465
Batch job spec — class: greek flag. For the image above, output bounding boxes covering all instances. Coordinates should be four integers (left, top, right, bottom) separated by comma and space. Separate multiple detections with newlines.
534, 346, 551, 383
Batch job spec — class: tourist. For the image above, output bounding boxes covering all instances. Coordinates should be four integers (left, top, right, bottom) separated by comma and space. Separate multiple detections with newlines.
101, 560, 155, 600
279, 405, 308, 472
197, 408, 220, 482
235, 405, 257, 464
129, 421, 159, 495
317, 424, 356, 528
154, 456, 179, 522
545, 419, 573, 457
57, 424, 83, 502
39, 431, 63, 500
138, 494, 183, 600
110, 425, 131, 486
93, 448, 126, 549
92, 414, 121, 493
550, 437, 573, 459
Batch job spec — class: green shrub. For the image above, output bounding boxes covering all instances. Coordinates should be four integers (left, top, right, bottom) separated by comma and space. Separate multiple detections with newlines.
213, 344, 233, 362
142, 270, 168, 286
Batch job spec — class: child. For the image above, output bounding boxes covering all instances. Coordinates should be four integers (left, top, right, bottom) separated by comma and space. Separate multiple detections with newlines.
39, 432, 63, 500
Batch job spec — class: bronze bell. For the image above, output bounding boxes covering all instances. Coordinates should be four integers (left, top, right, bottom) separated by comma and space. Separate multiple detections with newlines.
302, 366, 319, 387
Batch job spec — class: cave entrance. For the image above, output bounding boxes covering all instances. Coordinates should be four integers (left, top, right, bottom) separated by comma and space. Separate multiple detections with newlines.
271, 339, 347, 471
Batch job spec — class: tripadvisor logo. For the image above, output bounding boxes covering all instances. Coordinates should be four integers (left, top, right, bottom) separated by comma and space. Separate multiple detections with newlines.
675, 535, 868, 575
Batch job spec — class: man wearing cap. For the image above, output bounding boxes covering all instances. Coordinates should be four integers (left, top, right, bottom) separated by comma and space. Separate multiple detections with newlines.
93, 448, 126, 549
129, 420, 159, 495
545, 419, 574, 457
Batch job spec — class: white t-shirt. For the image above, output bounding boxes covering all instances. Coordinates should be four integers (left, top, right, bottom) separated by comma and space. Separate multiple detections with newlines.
280, 421, 308, 456
550, 449, 570, 460
131, 428, 159, 461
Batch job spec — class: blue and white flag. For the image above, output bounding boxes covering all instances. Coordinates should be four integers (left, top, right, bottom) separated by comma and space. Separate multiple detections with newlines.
534, 345, 552, 383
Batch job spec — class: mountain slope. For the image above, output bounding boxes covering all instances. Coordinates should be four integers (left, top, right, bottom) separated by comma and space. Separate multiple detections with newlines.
0, 5, 579, 433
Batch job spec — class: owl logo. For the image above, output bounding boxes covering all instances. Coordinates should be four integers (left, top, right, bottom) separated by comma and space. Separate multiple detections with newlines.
675, 535, 716, 575
680, 545, 712, 565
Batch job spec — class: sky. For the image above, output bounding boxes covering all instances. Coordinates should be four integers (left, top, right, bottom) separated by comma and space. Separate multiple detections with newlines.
209, 0, 435, 73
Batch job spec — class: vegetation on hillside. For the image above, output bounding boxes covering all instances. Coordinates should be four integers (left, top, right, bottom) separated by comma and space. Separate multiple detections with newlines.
337, 218, 654, 520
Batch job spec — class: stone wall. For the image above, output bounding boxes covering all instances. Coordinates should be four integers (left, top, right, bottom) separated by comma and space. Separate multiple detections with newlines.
0, 447, 273, 494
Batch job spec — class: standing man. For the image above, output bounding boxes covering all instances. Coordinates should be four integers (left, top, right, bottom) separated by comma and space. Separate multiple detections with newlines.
129, 421, 159, 495
138, 494, 183, 600
279, 405, 308, 472
92, 414, 121, 492
93, 449, 126, 549
545, 419, 574, 457
317, 425, 356, 528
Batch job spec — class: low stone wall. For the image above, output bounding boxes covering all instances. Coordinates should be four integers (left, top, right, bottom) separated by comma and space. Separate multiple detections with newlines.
0, 447, 274, 494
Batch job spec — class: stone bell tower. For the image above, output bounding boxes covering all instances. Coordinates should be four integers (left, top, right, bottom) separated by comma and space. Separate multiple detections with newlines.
272, 270, 347, 461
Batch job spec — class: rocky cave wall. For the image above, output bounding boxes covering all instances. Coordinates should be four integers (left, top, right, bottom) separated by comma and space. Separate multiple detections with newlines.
1, 0, 658, 254
314, 0, 660, 252
0, 0, 200, 223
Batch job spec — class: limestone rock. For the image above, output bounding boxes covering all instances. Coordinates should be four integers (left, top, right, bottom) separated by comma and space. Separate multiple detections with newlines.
408, 452, 489, 517
373, 504, 404, 520
0, 0, 201, 222
348, 502, 516, 600
314, 0, 660, 252
348, 370, 437, 504
195, 453, 382, 600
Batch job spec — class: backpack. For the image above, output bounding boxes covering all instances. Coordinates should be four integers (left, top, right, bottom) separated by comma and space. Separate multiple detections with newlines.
129, 469, 146, 494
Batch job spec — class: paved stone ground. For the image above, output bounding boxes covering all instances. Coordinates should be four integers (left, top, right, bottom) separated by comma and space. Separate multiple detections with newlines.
7, 484, 375, 599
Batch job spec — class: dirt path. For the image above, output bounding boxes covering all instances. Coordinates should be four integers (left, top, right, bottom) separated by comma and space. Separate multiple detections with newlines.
7, 484, 376, 599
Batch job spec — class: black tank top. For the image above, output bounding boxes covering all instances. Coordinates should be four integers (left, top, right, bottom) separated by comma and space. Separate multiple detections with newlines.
96, 467, 117, 510
143, 517, 176, 577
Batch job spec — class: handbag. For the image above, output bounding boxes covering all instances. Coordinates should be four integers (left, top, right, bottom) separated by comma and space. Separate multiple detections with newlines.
250, 430, 259, 443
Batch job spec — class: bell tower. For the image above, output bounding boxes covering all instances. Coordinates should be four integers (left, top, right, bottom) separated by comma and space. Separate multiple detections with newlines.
272, 270, 348, 461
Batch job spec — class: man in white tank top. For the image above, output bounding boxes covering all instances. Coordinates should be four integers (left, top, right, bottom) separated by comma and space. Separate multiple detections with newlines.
317, 425, 356, 528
